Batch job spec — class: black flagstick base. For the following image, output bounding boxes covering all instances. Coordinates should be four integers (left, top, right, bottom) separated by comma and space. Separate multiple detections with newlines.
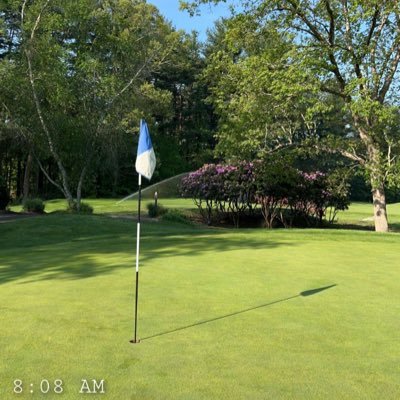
130, 270, 140, 344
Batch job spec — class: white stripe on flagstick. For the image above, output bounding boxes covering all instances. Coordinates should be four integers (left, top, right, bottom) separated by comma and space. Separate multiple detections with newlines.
136, 223, 140, 272
136, 174, 142, 273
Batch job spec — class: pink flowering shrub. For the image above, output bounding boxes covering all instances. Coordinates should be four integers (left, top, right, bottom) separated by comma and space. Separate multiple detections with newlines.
290, 171, 350, 225
181, 161, 350, 228
181, 162, 256, 226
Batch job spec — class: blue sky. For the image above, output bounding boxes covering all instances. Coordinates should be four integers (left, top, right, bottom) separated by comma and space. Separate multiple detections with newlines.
147, 0, 235, 41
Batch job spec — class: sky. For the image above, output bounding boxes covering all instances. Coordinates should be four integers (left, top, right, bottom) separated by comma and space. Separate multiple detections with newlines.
147, 0, 236, 42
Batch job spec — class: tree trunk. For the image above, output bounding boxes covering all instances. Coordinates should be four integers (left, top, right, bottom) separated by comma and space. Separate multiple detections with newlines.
112, 156, 119, 197
26, 49, 74, 208
23, 152, 33, 202
371, 186, 389, 232
76, 166, 87, 212
353, 119, 390, 233
367, 144, 389, 233
16, 158, 22, 198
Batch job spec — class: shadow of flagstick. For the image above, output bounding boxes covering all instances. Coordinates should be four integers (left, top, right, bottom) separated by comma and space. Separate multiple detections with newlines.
141, 284, 337, 341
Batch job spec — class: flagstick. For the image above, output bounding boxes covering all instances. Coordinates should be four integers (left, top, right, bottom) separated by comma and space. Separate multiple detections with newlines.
131, 173, 142, 344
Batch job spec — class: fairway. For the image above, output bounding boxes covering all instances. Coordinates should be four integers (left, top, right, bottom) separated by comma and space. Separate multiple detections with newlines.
0, 209, 399, 399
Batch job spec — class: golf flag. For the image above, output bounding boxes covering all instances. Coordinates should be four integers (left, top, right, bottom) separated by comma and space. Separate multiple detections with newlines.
131, 119, 156, 344
135, 119, 156, 180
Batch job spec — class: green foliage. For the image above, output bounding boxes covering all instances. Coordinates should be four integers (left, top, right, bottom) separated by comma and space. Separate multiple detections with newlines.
161, 209, 194, 225
203, 16, 323, 160
254, 157, 301, 228
23, 198, 45, 213
0, 0, 185, 202
1, 0, 216, 200
68, 201, 93, 214
154, 31, 216, 173
186, 0, 400, 231
146, 202, 168, 218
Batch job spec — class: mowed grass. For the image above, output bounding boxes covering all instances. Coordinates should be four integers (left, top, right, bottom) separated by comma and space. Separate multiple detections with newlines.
336, 202, 400, 231
10, 198, 400, 230
1, 205, 399, 399
10, 198, 197, 215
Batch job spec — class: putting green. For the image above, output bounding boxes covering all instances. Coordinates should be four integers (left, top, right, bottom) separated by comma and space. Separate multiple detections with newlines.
0, 211, 399, 399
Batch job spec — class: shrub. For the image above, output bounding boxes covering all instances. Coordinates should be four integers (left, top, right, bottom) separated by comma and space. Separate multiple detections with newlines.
68, 201, 93, 214
146, 202, 167, 218
254, 158, 300, 228
161, 209, 193, 225
0, 177, 10, 210
287, 171, 350, 226
324, 171, 351, 223
23, 198, 45, 213
180, 162, 256, 226
181, 160, 351, 228
180, 164, 223, 225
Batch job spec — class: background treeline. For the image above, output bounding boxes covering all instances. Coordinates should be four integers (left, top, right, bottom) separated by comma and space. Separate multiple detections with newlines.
0, 0, 215, 206
1, 0, 400, 216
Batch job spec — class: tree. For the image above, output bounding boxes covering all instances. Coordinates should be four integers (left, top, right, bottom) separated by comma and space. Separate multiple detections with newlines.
1, 0, 178, 208
182, 0, 400, 232
202, 15, 324, 160
154, 31, 216, 177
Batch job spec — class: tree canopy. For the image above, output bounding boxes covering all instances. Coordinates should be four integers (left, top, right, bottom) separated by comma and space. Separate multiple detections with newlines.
1, 0, 215, 206
183, 0, 400, 231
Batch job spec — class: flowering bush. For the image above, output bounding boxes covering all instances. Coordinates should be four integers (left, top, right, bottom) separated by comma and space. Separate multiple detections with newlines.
286, 171, 350, 226
180, 164, 224, 225
254, 159, 300, 228
181, 162, 256, 226
181, 161, 350, 228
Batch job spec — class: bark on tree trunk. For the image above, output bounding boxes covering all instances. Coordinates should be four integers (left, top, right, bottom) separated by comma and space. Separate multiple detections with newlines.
367, 144, 389, 233
354, 119, 390, 233
23, 152, 33, 202
16, 158, 22, 198
26, 49, 74, 208
371, 186, 389, 232
76, 165, 89, 212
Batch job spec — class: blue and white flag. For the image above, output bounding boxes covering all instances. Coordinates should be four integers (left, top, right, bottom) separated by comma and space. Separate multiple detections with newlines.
135, 119, 156, 180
